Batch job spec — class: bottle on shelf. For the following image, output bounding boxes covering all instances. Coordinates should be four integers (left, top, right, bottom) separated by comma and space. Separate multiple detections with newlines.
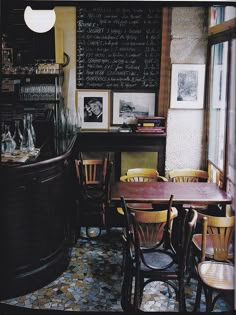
28, 113, 36, 146
22, 114, 35, 152
4, 124, 16, 153
13, 120, 23, 151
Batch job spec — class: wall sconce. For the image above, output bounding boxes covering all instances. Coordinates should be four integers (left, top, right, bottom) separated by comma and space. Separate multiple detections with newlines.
24, 6, 56, 33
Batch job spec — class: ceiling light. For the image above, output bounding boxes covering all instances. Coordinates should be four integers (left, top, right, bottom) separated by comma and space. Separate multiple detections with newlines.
24, 6, 56, 33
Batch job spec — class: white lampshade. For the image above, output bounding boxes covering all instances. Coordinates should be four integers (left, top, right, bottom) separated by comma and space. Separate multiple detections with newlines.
24, 6, 56, 33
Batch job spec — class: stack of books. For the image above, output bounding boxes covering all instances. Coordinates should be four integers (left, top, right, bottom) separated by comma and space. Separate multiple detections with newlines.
135, 116, 166, 133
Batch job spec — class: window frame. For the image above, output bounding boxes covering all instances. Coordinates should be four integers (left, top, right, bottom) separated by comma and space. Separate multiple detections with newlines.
206, 7, 236, 191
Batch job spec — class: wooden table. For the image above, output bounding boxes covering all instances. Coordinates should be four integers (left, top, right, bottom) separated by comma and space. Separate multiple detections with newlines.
110, 182, 231, 207
110, 181, 232, 250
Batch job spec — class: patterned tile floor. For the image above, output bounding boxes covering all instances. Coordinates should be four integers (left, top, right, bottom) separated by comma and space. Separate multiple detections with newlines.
1, 228, 232, 312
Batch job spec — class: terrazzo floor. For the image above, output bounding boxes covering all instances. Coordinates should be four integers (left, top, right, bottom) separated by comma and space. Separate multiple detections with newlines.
1, 228, 232, 313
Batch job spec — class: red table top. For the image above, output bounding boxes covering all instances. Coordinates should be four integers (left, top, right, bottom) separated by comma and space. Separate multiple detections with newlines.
110, 182, 231, 206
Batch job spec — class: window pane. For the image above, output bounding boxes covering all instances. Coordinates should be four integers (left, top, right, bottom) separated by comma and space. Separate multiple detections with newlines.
210, 6, 236, 26
227, 38, 236, 182
208, 41, 228, 171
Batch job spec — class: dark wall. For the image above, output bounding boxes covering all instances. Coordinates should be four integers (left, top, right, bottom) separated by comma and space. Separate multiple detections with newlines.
1, 0, 55, 65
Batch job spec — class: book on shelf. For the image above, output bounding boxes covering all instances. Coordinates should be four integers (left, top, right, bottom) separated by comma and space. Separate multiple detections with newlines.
135, 127, 166, 133
136, 116, 166, 128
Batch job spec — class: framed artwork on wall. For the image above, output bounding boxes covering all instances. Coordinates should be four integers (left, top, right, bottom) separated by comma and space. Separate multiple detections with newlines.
170, 64, 206, 109
112, 91, 156, 125
2, 48, 13, 65
76, 89, 110, 130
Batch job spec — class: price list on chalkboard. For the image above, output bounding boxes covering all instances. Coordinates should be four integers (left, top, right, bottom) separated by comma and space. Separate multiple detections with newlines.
76, 5, 162, 90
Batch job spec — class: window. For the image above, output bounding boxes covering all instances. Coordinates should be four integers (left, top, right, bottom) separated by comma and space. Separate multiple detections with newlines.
207, 6, 236, 209
210, 6, 236, 27
208, 41, 228, 172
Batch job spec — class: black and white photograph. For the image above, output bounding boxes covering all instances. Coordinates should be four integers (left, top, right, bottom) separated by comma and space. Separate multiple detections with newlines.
77, 90, 110, 129
112, 92, 156, 125
170, 64, 206, 109
84, 97, 103, 123
2, 48, 13, 65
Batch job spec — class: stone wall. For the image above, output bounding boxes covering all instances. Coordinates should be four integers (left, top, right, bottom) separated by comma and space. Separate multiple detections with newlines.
165, 7, 208, 175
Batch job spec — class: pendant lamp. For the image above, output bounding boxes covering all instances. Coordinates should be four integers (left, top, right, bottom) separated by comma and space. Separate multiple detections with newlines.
24, 6, 56, 33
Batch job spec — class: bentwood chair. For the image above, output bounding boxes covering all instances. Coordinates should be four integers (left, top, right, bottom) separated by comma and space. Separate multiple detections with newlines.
120, 195, 197, 312
120, 173, 168, 211
120, 174, 168, 183
168, 168, 211, 217
193, 214, 235, 312
127, 168, 159, 177
75, 153, 113, 238
168, 169, 208, 183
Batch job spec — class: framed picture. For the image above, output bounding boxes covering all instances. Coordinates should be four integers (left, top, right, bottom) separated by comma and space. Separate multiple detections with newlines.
112, 91, 156, 125
2, 48, 13, 65
76, 89, 110, 130
170, 64, 206, 109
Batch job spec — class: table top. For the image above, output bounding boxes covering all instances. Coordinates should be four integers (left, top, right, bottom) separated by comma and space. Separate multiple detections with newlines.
110, 182, 231, 205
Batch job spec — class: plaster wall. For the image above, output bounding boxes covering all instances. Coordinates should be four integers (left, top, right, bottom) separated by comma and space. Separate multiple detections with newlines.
54, 7, 76, 113
165, 7, 208, 175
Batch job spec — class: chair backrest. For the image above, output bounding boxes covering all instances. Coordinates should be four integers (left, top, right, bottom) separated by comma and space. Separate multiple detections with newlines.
75, 152, 109, 186
169, 169, 208, 182
121, 195, 176, 250
120, 174, 167, 182
121, 195, 197, 275
82, 159, 106, 184
127, 168, 159, 177
131, 205, 178, 249
201, 215, 235, 262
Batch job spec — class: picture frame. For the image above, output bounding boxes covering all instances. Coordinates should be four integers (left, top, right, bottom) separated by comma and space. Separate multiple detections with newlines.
170, 64, 206, 109
2, 48, 13, 65
112, 91, 156, 125
76, 89, 110, 130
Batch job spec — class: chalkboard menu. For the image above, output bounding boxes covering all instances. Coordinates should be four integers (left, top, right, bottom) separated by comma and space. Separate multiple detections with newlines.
76, 5, 162, 90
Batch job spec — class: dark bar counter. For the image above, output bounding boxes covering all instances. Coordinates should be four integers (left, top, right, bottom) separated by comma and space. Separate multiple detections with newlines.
0, 135, 78, 300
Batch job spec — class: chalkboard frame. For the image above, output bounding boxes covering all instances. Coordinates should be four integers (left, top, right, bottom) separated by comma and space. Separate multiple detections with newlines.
76, 4, 162, 91
111, 90, 157, 126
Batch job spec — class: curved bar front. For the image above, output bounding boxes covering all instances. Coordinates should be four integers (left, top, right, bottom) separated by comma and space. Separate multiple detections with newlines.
0, 136, 77, 300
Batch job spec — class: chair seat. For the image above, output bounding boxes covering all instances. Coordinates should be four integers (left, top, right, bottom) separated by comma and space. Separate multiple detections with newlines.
140, 249, 177, 272
84, 190, 105, 201
198, 261, 234, 291
192, 234, 234, 259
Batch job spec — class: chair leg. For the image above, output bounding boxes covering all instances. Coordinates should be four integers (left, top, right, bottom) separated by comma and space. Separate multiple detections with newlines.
121, 261, 133, 311
204, 286, 213, 312
193, 280, 202, 312
178, 280, 186, 312
133, 269, 141, 311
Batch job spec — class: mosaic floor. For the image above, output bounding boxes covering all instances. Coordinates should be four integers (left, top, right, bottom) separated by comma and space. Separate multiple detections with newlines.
1, 228, 232, 313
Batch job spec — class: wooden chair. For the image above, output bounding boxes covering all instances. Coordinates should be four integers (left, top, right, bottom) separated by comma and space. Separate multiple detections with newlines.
193, 214, 235, 312
120, 174, 168, 183
120, 195, 198, 312
119, 173, 168, 211
127, 168, 159, 177
168, 169, 208, 182
168, 168, 210, 215
75, 153, 113, 238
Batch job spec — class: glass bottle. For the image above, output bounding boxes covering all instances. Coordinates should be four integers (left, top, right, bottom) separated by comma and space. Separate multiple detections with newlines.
13, 120, 23, 151
22, 114, 35, 152
65, 108, 73, 136
1, 122, 7, 153
59, 102, 66, 137
4, 124, 16, 153
28, 113, 36, 146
